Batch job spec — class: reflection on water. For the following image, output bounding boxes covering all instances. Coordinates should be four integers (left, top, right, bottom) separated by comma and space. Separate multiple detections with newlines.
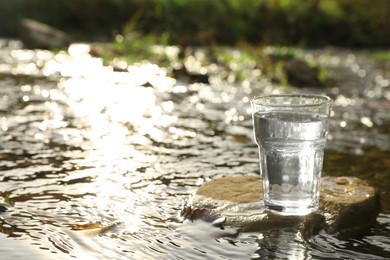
0, 40, 389, 259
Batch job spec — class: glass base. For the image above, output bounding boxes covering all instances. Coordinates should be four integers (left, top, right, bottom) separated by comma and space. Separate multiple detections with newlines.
264, 202, 317, 216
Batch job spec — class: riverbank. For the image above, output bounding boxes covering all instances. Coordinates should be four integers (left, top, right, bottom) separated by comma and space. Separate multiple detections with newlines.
0, 0, 389, 47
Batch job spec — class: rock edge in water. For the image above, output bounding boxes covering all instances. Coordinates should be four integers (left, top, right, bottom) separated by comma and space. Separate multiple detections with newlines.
182, 176, 380, 237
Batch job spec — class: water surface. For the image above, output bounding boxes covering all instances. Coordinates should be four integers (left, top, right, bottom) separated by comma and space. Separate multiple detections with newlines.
0, 40, 389, 259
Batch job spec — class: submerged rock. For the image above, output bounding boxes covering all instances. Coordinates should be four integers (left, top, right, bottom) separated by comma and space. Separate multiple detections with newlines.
183, 176, 380, 237
19, 18, 71, 49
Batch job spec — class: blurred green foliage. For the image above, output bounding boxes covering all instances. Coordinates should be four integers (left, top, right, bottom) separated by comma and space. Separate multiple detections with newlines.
0, 0, 388, 47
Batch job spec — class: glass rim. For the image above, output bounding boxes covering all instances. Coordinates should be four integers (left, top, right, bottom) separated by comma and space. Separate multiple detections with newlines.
251, 94, 332, 108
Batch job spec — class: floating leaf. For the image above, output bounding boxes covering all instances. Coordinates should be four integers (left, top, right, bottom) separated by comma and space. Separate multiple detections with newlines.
71, 221, 119, 235
71, 221, 104, 231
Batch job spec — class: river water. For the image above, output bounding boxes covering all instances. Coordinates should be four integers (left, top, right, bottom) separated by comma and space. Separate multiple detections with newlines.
0, 39, 389, 259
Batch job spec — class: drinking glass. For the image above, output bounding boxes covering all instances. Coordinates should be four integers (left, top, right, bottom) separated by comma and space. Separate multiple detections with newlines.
251, 94, 332, 215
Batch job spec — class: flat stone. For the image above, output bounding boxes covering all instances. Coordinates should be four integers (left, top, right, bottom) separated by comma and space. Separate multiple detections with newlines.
183, 176, 380, 237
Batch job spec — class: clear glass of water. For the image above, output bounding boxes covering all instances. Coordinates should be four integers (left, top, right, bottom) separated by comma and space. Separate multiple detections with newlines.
251, 94, 332, 216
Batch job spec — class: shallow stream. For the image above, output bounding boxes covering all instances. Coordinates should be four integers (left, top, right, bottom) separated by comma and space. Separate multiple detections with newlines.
0, 40, 389, 259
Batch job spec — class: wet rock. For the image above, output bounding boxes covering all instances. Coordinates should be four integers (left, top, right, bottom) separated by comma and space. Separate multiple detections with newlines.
183, 176, 380, 236
283, 58, 322, 88
0, 204, 6, 213
320, 176, 380, 234
19, 18, 71, 49
0, 197, 7, 213
172, 66, 209, 84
